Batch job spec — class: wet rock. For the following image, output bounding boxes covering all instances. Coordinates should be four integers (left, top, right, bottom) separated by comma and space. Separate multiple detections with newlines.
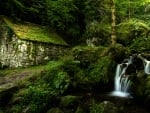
131, 70, 150, 108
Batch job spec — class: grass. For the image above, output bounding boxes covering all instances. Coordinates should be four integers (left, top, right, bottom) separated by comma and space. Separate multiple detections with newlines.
2, 16, 68, 45
0, 65, 49, 92
0, 61, 64, 77
0, 65, 47, 77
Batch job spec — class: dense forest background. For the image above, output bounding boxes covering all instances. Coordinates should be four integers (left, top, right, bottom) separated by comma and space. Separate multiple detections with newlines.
0, 0, 150, 113
0, 0, 149, 45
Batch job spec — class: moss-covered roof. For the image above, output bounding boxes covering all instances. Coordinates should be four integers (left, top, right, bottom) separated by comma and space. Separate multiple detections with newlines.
2, 16, 68, 45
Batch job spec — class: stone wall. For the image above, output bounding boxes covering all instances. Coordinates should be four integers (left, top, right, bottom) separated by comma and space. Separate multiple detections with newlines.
0, 23, 68, 68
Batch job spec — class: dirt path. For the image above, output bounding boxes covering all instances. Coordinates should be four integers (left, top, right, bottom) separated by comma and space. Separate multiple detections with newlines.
0, 66, 46, 93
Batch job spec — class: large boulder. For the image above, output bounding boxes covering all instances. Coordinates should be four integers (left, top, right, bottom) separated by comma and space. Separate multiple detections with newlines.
117, 19, 150, 49
131, 70, 150, 108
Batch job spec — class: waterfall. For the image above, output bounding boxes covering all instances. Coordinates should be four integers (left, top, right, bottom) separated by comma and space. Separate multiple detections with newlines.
143, 59, 150, 74
137, 54, 150, 74
110, 56, 133, 98
109, 54, 150, 98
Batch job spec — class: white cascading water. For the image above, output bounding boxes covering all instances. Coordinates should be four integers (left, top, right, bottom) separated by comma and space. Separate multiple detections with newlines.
110, 56, 133, 98
137, 54, 150, 74
143, 59, 150, 74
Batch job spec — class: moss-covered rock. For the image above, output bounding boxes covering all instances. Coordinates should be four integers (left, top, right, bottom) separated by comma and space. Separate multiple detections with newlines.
86, 56, 115, 84
129, 36, 150, 52
109, 44, 131, 62
132, 72, 147, 96
72, 46, 107, 68
117, 19, 150, 46
71, 46, 116, 91
59, 95, 80, 108
131, 70, 150, 106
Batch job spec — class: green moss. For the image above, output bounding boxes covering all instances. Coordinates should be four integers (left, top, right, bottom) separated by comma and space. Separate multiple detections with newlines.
0, 65, 48, 77
70, 46, 116, 89
117, 18, 150, 46
86, 56, 115, 84
90, 103, 104, 113
72, 46, 108, 67
2, 16, 67, 45
73, 46, 106, 52
109, 44, 131, 62
90, 101, 118, 113
59, 95, 79, 107
129, 36, 150, 52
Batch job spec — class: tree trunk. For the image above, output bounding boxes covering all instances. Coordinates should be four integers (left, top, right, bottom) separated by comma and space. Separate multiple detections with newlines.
111, 0, 116, 46
128, 0, 131, 18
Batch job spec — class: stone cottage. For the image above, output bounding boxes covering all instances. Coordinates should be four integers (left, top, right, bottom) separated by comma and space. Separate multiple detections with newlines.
0, 16, 68, 68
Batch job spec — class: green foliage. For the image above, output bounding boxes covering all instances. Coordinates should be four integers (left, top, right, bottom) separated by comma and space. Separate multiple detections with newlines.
1, 0, 150, 45
83, 20, 111, 46
82, 0, 111, 45
46, 0, 77, 31
117, 18, 150, 46
116, 0, 149, 21
116, 18, 150, 52
45, 0, 82, 44
51, 71, 70, 93
90, 101, 118, 113
3, 60, 72, 113
8, 104, 23, 113
22, 84, 54, 113
3, 17, 67, 45
83, 0, 109, 23
90, 103, 104, 113
59, 95, 79, 107
73, 46, 104, 67
0, 0, 25, 17
109, 44, 131, 62
129, 36, 150, 52
8, 84, 55, 113
87, 56, 115, 84
72, 46, 115, 88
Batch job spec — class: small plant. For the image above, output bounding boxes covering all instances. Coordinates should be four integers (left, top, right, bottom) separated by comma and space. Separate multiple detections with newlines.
90, 103, 104, 113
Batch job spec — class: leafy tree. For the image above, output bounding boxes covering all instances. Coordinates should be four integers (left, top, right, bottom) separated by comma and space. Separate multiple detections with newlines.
115, 0, 150, 21
21, 0, 47, 24
46, 0, 77, 30
0, 0, 25, 18
46, 0, 83, 44
82, 0, 111, 45
83, 0, 107, 23
0, 0, 47, 24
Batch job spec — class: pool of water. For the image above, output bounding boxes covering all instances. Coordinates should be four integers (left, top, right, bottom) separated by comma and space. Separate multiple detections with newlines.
109, 91, 132, 98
